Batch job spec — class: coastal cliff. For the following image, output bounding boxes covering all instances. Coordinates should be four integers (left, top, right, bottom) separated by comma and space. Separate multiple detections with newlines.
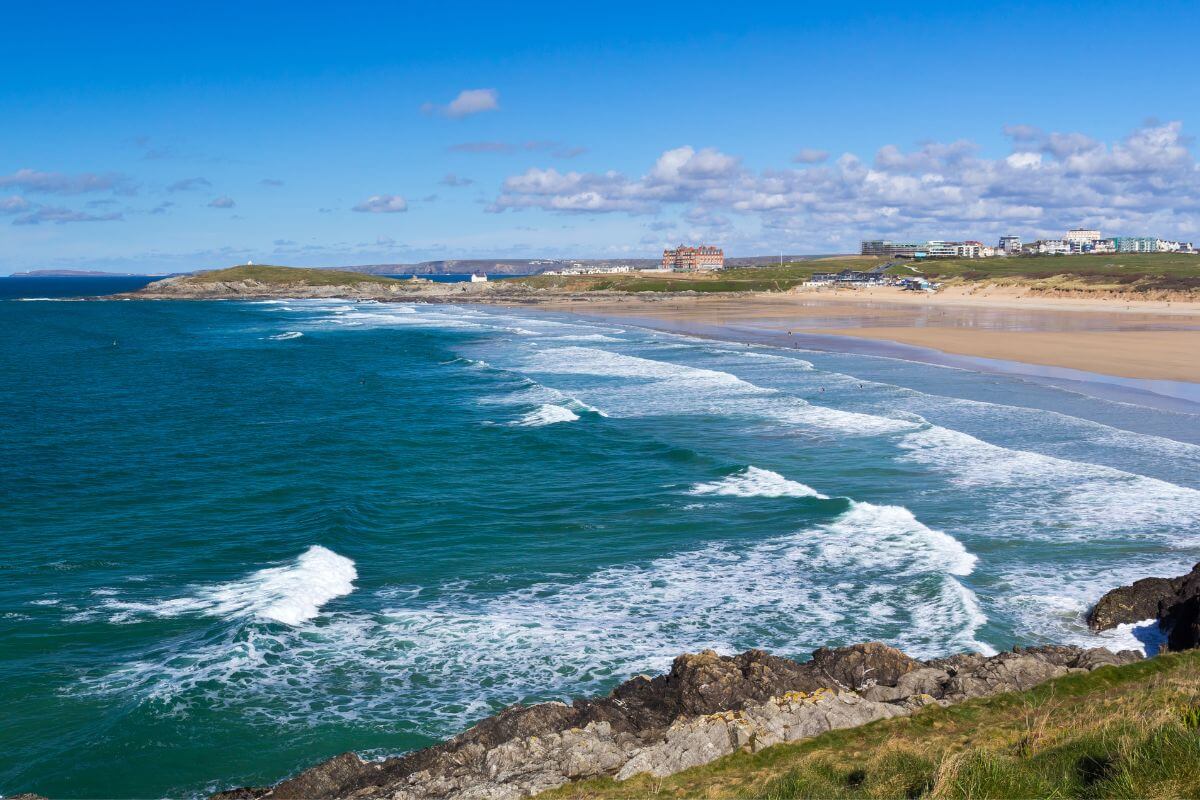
212, 642, 1140, 800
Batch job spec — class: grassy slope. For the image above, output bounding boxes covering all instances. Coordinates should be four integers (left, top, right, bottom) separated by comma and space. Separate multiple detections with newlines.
888, 253, 1200, 293
544, 650, 1200, 800
508, 253, 1200, 295
182, 265, 404, 286
507, 257, 888, 293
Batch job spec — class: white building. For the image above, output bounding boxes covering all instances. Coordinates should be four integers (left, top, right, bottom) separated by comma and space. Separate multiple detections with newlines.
1091, 239, 1116, 254
1035, 239, 1071, 255
470, 273, 488, 282
925, 240, 960, 257
1064, 228, 1101, 243
998, 235, 1022, 254
955, 241, 983, 258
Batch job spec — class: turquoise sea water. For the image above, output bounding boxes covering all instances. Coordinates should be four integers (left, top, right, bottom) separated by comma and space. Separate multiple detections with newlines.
3, 280, 1200, 798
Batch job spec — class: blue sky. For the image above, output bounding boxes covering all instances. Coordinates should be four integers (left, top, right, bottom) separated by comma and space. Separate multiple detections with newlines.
2, 0, 1199, 273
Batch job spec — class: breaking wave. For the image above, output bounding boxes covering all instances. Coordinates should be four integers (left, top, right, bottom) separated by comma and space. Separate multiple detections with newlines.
511, 404, 580, 427
898, 426, 1200, 538
78, 546, 357, 627
75, 503, 985, 732
523, 347, 920, 436
688, 467, 827, 499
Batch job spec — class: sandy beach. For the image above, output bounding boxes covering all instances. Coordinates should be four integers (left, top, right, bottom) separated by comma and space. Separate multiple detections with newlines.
527, 286, 1200, 385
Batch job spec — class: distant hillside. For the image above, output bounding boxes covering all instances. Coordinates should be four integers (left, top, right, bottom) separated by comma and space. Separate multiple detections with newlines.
338, 259, 657, 275
9, 269, 143, 277
164, 265, 406, 287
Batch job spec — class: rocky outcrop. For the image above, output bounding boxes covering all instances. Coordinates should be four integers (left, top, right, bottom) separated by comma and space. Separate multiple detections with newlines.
212, 643, 1140, 800
1088, 563, 1200, 651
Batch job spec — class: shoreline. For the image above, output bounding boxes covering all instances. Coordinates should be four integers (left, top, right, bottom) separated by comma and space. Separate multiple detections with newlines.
94, 277, 1200, 409
504, 290, 1200, 412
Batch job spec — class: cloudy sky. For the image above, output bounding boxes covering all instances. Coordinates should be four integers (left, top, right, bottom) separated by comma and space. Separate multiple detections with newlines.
3, 0, 1199, 273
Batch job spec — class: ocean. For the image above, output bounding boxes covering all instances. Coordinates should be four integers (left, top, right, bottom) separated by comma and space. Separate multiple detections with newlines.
3, 278, 1199, 798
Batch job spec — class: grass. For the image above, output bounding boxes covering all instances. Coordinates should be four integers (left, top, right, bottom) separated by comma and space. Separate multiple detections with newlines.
506, 257, 888, 293
181, 255, 1200, 296
886, 253, 1200, 293
509, 253, 1200, 295
542, 650, 1200, 799
183, 265, 404, 286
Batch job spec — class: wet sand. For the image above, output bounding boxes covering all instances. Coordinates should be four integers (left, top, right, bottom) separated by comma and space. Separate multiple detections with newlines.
520, 289, 1200, 406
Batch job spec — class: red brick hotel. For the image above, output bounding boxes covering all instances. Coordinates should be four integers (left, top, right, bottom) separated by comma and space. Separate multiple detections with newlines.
661, 244, 724, 271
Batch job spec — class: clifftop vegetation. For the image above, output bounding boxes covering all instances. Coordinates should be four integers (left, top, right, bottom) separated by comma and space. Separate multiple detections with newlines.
546, 649, 1200, 800
180, 265, 404, 286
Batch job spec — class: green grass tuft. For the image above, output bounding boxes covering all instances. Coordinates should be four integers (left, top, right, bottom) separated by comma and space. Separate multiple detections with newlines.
543, 651, 1200, 799
182, 265, 404, 286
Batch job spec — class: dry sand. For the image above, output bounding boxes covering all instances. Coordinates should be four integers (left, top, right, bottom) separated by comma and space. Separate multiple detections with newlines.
527, 287, 1200, 384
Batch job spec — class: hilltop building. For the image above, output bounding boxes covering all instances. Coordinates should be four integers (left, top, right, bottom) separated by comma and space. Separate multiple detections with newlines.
1113, 236, 1156, 253
861, 231, 1195, 259
1064, 228, 1101, 244
662, 245, 724, 271
860, 240, 925, 257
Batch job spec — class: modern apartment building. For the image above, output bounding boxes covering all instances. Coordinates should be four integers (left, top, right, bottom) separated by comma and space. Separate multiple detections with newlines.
998, 235, 1022, 254
1112, 236, 1156, 253
860, 240, 925, 257
662, 244, 724, 271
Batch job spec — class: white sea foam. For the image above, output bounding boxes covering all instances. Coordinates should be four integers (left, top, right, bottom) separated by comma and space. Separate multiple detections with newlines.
549, 333, 625, 342
511, 404, 580, 427
802, 501, 978, 577
266, 331, 304, 340
482, 379, 609, 420
991, 559, 1189, 655
77, 504, 986, 731
523, 347, 919, 436
898, 426, 1200, 538
689, 467, 828, 499
84, 546, 356, 626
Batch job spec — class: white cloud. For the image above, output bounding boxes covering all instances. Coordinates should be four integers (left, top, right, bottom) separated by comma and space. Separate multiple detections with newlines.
168, 177, 211, 193
208, 196, 236, 209
0, 168, 127, 195
13, 206, 124, 225
489, 123, 1200, 244
0, 196, 30, 214
793, 148, 830, 164
424, 88, 500, 118
352, 194, 409, 213
491, 145, 743, 214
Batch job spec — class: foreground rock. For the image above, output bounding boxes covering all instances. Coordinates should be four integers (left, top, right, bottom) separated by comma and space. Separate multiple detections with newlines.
1088, 562, 1200, 650
213, 643, 1139, 800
